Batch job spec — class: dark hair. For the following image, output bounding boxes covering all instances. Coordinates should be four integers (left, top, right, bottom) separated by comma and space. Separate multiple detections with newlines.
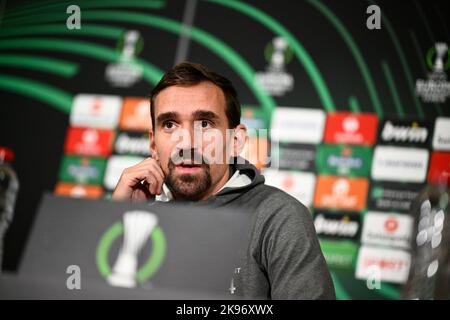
149, 62, 241, 130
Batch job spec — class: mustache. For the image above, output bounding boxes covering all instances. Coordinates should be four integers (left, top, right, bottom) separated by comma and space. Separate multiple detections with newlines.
169, 148, 211, 166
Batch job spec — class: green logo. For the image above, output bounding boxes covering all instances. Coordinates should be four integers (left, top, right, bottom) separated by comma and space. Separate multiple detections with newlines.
264, 37, 294, 65
96, 220, 166, 283
59, 155, 106, 185
316, 144, 372, 176
319, 239, 358, 270
117, 30, 144, 60
370, 186, 384, 199
426, 45, 450, 71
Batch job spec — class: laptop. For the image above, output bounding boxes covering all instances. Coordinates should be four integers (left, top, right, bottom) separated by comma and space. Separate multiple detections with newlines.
0, 193, 253, 299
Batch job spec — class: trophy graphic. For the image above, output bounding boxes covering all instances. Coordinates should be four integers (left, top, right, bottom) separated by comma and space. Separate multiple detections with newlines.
107, 211, 158, 288
433, 42, 448, 73
269, 37, 288, 72
105, 29, 143, 87
416, 42, 449, 103
255, 36, 294, 96
121, 30, 140, 63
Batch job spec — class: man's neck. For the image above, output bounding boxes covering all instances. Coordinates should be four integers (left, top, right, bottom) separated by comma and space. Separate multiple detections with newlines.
196, 167, 231, 201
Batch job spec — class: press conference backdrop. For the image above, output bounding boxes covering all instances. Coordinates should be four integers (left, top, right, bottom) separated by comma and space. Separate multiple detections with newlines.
0, 0, 449, 300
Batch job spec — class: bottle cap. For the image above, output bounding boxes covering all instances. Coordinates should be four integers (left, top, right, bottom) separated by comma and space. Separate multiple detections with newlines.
0, 146, 14, 162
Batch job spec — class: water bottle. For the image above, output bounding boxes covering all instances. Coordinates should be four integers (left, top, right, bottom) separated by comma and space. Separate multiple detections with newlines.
402, 179, 450, 299
0, 146, 19, 272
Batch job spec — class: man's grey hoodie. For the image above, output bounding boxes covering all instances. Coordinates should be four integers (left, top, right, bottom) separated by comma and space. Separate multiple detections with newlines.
156, 158, 336, 300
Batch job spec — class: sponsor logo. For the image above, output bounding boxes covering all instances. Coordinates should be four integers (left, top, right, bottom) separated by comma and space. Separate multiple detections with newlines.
319, 239, 358, 270
103, 155, 145, 190
379, 119, 431, 146
271, 107, 325, 144
114, 131, 151, 157
255, 37, 294, 96
316, 144, 372, 176
105, 30, 144, 88
427, 152, 450, 185
361, 212, 414, 249
96, 211, 166, 288
54, 182, 103, 199
276, 143, 315, 171
432, 117, 450, 151
70, 94, 122, 129
324, 113, 378, 145
368, 182, 422, 213
313, 176, 368, 211
416, 42, 450, 103
119, 98, 151, 132
314, 211, 361, 240
355, 246, 411, 284
384, 217, 399, 233
58, 155, 106, 185
371, 146, 429, 183
64, 127, 115, 157
263, 169, 316, 207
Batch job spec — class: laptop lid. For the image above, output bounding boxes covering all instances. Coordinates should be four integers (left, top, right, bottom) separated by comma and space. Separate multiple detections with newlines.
18, 193, 252, 296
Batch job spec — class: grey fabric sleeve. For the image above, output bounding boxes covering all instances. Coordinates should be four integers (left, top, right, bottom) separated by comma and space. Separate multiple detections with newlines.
256, 193, 336, 299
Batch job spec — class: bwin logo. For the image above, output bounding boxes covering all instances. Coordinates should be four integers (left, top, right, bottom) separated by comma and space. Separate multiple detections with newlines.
96, 211, 166, 288
381, 121, 428, 143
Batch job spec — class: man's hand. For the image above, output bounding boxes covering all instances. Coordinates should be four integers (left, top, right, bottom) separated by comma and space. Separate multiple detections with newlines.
111, 157, 165, 202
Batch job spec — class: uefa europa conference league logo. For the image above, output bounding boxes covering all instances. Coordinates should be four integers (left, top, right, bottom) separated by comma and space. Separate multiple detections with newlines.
255, 37, 294, 96
105, 30, 144, 88
96, 211, 166, 288
416, 42, 450, 103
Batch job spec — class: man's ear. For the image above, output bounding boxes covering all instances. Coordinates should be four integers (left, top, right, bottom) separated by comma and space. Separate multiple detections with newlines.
149, 129, 158, 160
231, 124, 248, 158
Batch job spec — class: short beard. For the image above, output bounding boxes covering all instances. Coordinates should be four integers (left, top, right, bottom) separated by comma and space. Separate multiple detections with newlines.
165, 159, 212, 201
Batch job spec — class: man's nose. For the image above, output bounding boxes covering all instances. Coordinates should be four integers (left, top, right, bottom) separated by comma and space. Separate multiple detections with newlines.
175, 123, 202, 150
177, 148, 199, 159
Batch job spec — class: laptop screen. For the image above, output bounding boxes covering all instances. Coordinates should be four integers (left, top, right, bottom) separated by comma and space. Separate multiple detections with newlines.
17, 193, 253, 297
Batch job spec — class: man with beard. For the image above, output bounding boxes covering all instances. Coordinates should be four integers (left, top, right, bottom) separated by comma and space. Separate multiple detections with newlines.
112, 62, 335, 299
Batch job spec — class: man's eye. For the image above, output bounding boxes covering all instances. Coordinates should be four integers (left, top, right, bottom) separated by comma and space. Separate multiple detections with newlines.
164, 121, 174, 129
200, 120, 211, 128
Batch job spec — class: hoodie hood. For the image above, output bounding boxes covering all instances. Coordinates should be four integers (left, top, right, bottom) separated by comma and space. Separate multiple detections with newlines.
216, 157, 265, 195
202, 157, 265, 207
